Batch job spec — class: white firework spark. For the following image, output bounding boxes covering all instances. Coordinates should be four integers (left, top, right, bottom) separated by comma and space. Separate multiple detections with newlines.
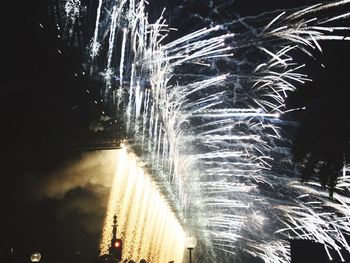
54, 1, 350, 262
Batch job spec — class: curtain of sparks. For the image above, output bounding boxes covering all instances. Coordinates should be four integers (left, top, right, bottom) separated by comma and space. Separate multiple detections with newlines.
100, 145, 185, 262
52, 0, 350, 262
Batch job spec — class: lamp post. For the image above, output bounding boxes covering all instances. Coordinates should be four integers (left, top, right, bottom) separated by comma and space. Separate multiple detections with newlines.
185, 236, 197, 263
30, 252, 41, 263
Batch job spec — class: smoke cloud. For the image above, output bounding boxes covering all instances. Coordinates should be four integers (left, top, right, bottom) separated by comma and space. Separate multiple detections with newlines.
37, 150, 118, 200
32, 150, 119, 235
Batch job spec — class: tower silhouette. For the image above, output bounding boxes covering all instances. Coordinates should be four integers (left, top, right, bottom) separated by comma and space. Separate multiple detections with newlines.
96, 215, 123, 263
109, 215, 123, 260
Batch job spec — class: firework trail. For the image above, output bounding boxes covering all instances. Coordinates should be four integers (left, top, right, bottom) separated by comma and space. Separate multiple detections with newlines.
52, 0, 350, 262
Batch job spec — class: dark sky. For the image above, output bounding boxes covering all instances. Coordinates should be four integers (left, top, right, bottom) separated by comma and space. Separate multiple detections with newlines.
1, 1, 108, 262
0, 1, 350, 263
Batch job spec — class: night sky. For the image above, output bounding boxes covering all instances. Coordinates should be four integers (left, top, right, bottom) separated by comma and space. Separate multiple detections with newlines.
1, 1, 350, 263
1, 1, 107, 262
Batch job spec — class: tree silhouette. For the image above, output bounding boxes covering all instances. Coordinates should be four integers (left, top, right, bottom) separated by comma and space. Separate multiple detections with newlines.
288, 44, 350, 196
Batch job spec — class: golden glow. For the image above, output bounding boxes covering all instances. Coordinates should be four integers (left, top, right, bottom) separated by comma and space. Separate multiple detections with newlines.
100, 146, 186, 262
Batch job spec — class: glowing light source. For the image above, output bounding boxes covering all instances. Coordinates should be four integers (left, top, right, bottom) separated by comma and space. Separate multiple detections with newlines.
30, 252, 41, 263
114, 240, 121, 248
186, 236, 197, 249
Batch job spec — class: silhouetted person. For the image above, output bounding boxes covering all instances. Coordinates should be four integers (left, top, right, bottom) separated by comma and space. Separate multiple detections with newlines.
140, 259, 146, 263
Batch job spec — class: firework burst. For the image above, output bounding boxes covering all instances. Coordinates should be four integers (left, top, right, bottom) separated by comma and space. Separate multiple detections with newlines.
52, 1, 350, 262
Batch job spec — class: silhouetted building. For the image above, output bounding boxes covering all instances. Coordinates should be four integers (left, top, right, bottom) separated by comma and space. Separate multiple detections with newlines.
290, 239, 350, 263
290, 239, 329, 263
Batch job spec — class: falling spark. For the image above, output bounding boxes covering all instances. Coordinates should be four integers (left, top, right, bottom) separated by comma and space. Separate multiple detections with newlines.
53, 0, 350, 262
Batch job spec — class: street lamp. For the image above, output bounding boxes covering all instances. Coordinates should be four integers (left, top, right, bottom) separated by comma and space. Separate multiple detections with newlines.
30, 252, 41, 262
185, 236, 197, 263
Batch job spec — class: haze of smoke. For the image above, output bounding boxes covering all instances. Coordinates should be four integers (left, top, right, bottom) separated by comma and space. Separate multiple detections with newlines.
27, 150, 120, 234
37, 150, 118, 200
